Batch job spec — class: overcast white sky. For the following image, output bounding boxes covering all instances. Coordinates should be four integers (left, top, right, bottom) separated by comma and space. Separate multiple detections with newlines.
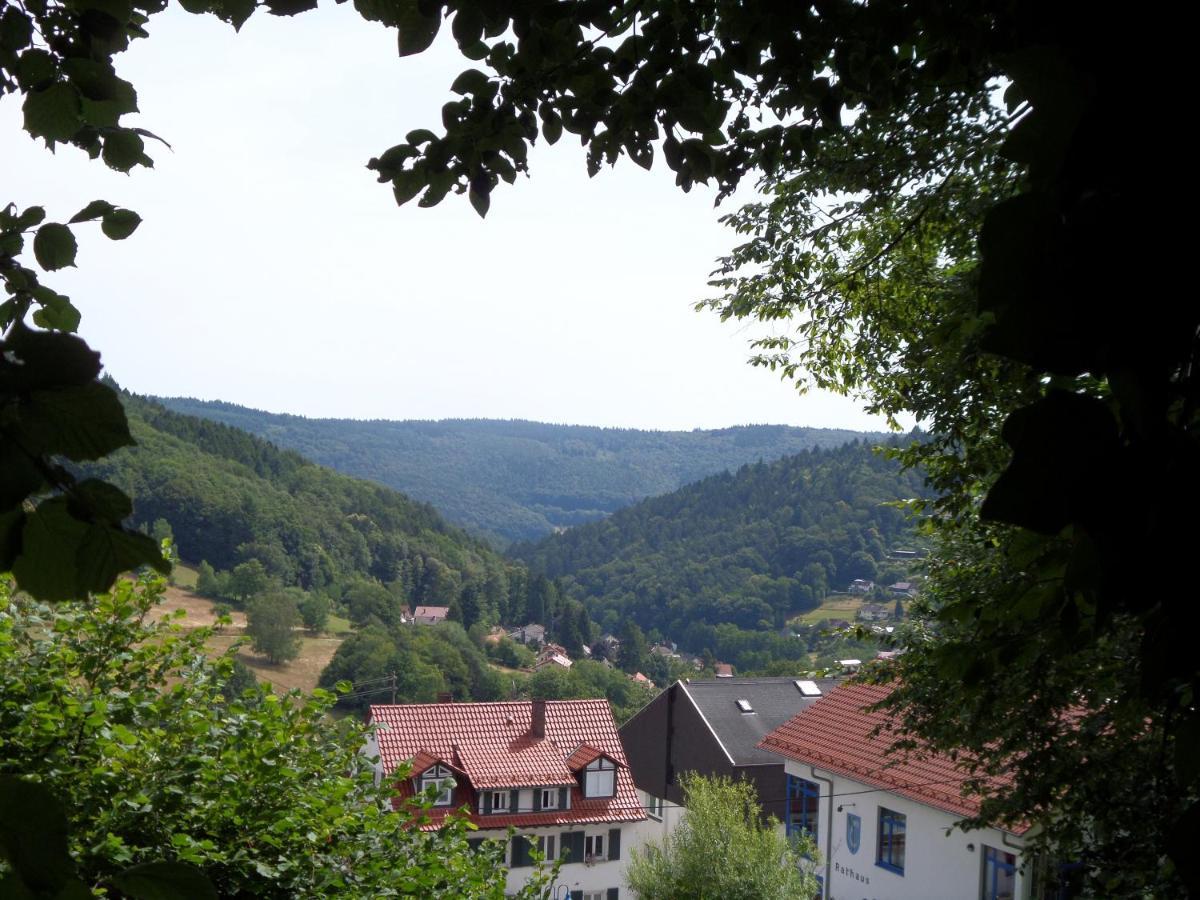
2, 4, 897, 432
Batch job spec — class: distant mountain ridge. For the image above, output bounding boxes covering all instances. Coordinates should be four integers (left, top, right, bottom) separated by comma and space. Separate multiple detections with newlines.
152, 397, 890, 544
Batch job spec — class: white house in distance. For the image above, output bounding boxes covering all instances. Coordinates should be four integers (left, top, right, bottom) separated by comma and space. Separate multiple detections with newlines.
366, 698, 645, 899
412, 605, 449, 625
760, 682, 1032, 900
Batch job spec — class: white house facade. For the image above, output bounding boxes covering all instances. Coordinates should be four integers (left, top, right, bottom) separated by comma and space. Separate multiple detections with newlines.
761, 682, 1032, 900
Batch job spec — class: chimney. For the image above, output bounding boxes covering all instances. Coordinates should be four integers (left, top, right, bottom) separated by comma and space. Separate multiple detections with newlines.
530, 698, 546, 739
437, 691, 452, 703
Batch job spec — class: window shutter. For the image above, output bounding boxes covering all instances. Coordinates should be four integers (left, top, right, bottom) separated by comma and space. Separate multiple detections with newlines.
572, 831, 586, 861
608, 828, 621, 860
510, 789, 520, 814
511, 836, 530, 868
559, 787, 568, 809
559, 832, 573, 862
483, 792, 493, 814
533, 788, 542, 811
607, 889, 619, 900
466, 838, 484, 853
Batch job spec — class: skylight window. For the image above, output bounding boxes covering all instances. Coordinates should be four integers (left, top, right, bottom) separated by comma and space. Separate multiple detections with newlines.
735, 698, 754, 713
795, 680, 822, 697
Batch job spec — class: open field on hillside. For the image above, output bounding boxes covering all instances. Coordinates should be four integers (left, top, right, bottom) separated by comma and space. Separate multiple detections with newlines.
151, 585, 341, 694
791, 594, 866, 625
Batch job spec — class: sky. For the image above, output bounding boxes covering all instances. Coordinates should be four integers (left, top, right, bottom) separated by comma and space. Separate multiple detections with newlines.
2, 4, 898, 433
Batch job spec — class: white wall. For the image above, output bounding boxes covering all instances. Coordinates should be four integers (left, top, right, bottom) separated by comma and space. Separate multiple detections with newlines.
783, 762, 1031, 900
471, 822, 643, 898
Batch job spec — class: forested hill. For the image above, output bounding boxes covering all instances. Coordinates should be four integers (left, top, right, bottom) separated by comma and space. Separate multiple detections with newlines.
89, 391, 535, 621
513, 439, 927, 641
152, 396, 884, 544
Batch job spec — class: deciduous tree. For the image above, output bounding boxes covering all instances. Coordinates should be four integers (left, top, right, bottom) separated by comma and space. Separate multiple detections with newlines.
627, 773, 817, 900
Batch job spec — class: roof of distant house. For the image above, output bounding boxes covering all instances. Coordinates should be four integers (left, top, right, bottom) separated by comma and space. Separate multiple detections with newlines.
714, 663, 734, 677
368, 699, 644, 829
681, 676, 842, 765
413, 605, 449, 619
758, 682, 1028, 833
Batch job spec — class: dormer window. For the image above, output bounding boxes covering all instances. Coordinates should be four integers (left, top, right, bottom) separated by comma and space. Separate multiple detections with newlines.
420, 764, 455, 806
490, 790, 509, 812
541, 788, 559, 810
583, 757, 616, 798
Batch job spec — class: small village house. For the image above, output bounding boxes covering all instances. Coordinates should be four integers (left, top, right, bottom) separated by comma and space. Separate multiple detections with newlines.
366, 698, 645, 898
412, 605, 449, 625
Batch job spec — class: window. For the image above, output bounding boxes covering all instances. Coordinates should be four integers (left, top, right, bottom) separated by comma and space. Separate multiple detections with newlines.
786, 775, 819, 842
876, 808, 906, 874
536, 835, 556, 861
735, 698, 754, 713
419, 764, 454, 806
490, 790, 509, 812
982, 846, 1016, 900
644, 790, 664, 821
584, 758, 616, 797
541, 788, 558, 810
585, 833, 605, 862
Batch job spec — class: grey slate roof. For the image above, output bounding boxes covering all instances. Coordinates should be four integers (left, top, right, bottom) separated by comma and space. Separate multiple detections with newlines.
681, 676, 843, 765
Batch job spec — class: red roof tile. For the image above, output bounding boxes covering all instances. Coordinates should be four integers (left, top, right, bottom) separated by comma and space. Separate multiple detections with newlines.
758, 682, 1028, 834
369, 699, 644, 829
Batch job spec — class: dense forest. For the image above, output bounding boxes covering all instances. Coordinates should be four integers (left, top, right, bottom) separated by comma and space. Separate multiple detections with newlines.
88, 389, 543, 626
154, 397, 882, 544
515, 439, 927, 666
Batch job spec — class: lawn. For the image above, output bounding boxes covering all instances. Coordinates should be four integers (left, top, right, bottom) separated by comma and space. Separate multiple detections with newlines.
790, 594, 866, 625
172, 562, 199, 589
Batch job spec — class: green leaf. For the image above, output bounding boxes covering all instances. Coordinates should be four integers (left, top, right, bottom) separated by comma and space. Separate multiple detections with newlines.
22, 381, 136, 461
69, 478, 134, 522
0, 440, 42, 507
102, 129, 146, 171
0, 7, 34, 51
23, 82, 82, 143
263, 0, 318, 15
396, 0, 441, 57
14, 206, 46, 229
33, 223, 78, 271
77, 523, 168, 593
0, 325, 101, 391
0, 777, 73, 892
449, 68, 488, 97
392, 170, 425, 206
101, 208, 142, 240
468, 186, 489, 218
111, 862, 217, 900
541, 112, 562, 146
69, 200, 117, 223
15, 49, 57, 90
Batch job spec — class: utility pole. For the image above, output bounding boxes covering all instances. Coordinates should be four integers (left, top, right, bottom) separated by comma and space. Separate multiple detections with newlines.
389, 672, 397, 704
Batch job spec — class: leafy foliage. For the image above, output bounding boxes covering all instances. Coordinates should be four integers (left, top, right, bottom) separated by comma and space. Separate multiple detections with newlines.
246, 590, 302, 663
627, 773, 817, 900
155, 398, 881, 544
0, 571, 535, 897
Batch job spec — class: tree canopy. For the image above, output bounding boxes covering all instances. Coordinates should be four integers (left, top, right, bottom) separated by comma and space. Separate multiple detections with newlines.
626, 773, 817, 900
0, 570, 538, 897
3, 0, 1194, 893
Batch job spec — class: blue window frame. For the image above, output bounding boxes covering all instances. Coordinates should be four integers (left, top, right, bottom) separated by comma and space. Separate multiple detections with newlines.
785, 775, 819, 843
982, 846, 1016, 900
876, 808, 906, 874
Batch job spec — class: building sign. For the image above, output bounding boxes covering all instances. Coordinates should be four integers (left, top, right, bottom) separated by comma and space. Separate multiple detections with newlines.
833, 860, 871, 885
846, 813, 861, 855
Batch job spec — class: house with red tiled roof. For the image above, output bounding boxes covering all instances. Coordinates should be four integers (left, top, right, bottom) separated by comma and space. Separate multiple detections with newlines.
758, 682, 1033, 900
366, 698, 644, 899
412, 605, 449, 625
